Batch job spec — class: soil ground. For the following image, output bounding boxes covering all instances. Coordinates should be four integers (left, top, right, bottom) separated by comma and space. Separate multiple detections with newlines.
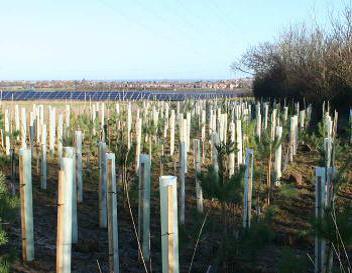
4, 144, 324, 273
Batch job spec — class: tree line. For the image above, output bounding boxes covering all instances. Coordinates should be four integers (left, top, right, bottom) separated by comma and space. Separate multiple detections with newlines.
233, 5, 352, 111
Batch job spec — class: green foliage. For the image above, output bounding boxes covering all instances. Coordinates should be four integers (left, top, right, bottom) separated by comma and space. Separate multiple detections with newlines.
332, 138, 344, 160
127, 176, 140, 204
312, 205, 352, 248
330, 146, 352, 197
209, 204, 277, 269
61, 134, 74, 147
190, 114, 200, 135
156, 115, 166, 140
242, 119, 256, 150
11, 130, 20, 140
181, 100, 194, 114
0, 171, 19, 272
254, 130, 282, 161
278, 248, 309, 273
301, 130, 323, 152
0, 110, 5, 154
178, 209, 207, 251
141, 117, 165, 156
240, 220, 275, 258
0, 155, 10, 168
111, 131, 136, 170
2, 130, 20, 151
141, 119, 153, 139
300, 120, 332, 165
309, 152, 352, 272
0, 172, 18, 221
69, 111, 100, 155
0, 229, 8, 245
317, 121, 327, 139
0, 111, 3, 129
0, 259, 10, 273
277, 183, 299, 199
199, 165, 244, 204
251, 129, 282, 200
198, 141, 245, 204
239, 208, 276, 258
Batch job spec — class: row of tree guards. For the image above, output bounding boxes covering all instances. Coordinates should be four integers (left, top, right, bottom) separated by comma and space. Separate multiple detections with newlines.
1, 98, 350, 273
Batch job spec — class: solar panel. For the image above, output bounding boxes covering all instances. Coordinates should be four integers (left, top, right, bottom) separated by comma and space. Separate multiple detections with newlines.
0, 89, 244, 101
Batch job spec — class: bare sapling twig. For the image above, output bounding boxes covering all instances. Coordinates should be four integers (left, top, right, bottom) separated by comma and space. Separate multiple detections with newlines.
96, 259, 103, 273
122, 156, 150, 273
188, 210, 210, 273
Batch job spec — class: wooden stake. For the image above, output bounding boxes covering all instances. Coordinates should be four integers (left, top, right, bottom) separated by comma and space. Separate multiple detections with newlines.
138, 154, 151, 261
229, 121, 235, 176
256, 103, 261, 139
274, 126, 283, 185
170, 110, 175, 156
193, 139, 203, 213
179, 142, 186, 224
98, 142, 107, 228
315, 167, 326, 273
159, 176, 179, 273
20, 107, 27, 148
243, 148, 254, 229
65, 105, 70, 138
270, 109, 277, 141
41, 125, 47, 190
19, 148, 34, 261
211, 133, 220, 173
4, 109, 10, 155
106, 153, 120, 273
56, 156, 73, 273
135, 118, 142, 174
264, 103, 269, 129
15, 104, 20, 140
201, 109, 206, 163
63, 147, 77, 244
236, 119, 243, 166
323, 138, 333, 168
127, 102, 132, 150
75, 131, 83, 203
57, 114, 63, 160
49, 107, 56, 156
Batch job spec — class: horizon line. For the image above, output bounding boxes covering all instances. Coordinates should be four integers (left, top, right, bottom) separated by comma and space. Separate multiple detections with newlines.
0, 77, 252, 82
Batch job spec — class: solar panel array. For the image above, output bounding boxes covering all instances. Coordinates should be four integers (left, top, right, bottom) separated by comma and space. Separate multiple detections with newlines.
0, 90, 247, 101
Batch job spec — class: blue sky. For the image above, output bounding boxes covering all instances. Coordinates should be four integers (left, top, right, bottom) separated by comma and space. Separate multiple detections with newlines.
0, 0, 344, 80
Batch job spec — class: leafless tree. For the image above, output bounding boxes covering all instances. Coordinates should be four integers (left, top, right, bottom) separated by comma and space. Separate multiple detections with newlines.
232, 3, 352, 108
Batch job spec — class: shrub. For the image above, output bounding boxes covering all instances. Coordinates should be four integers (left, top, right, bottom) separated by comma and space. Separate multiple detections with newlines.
0, 171, 19, 272
278, 248, 309, 273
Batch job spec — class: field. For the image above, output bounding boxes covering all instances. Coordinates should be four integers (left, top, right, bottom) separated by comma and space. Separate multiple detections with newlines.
0, 98, 351, 273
